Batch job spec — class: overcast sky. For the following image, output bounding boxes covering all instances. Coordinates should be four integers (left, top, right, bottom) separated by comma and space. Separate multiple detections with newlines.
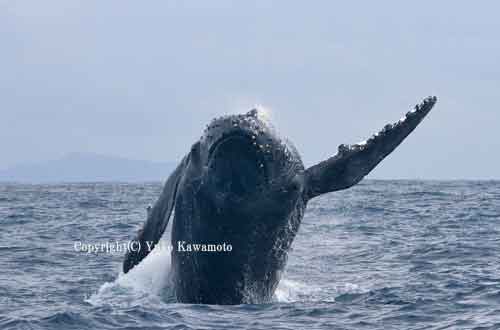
1, 1, 499, 179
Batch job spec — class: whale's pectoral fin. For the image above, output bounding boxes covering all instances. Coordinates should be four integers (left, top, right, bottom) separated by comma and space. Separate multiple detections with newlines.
304, 96, 437, 200
123, 156, 187, 273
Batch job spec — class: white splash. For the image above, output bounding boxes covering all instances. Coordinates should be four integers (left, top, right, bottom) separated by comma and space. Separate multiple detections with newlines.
356, 140, 368, 146
86, 238, 172, 307
275, 278, 369, 303
275, 279, 322, 303
253, 104, 273, 123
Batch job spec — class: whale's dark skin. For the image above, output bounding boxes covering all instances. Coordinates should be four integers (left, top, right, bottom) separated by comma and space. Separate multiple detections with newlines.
123, 96, 437, 304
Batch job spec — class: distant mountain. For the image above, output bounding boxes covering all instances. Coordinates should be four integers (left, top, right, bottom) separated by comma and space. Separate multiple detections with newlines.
0, 153, 175, 183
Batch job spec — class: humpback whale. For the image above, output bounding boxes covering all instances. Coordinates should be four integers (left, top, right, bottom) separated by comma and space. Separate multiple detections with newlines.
123, 96, 437, 304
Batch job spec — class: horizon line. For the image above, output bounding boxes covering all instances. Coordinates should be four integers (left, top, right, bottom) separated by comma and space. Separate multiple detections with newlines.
0, 178, 499, 185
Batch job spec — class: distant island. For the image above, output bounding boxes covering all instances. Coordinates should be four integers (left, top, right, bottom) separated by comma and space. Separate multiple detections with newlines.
0, 153, 175, 183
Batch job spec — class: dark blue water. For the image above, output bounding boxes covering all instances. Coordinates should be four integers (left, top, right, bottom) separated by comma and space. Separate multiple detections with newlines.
1, 181, 499, 329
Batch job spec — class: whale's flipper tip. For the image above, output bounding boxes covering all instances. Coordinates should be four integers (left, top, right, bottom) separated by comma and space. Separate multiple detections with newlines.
305, 96, 437, 199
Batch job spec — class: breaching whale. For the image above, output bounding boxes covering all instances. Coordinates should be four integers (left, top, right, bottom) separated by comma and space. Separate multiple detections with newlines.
123, 96, 437, 304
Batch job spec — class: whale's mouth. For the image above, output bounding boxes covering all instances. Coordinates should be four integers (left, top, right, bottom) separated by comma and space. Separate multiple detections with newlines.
207, 134, 268, 197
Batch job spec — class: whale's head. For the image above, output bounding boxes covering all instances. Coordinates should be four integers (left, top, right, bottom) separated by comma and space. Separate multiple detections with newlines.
182, 108, 306, 221
166, 108, 308, 303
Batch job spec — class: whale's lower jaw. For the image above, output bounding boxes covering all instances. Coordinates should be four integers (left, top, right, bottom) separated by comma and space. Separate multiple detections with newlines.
169, 200, 305, 305
170, 253, 285, 305
172, 277, 278, 305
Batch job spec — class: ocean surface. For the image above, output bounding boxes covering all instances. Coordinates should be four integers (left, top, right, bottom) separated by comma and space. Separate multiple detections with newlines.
1, 180, 499, 330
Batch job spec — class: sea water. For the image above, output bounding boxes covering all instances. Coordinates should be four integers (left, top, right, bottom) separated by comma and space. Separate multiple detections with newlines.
1, 181, 499, 329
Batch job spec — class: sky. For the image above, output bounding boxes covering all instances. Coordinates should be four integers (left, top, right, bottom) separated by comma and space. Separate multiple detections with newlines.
1, 1, 499, 179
